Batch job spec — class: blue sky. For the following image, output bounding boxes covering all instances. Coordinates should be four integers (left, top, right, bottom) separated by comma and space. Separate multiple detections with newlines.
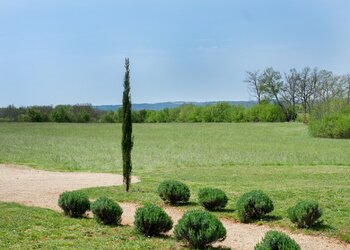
1, 0, 350, 106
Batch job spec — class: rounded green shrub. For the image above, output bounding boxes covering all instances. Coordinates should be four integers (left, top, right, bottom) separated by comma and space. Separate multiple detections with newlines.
287, 200, 322, 228
91, 197, 123, 225
134, 203, 173, 236
236, 190, 274, 222
255, 230, 300, 250
198, 188, 228, 211
58, 191, 90, 218
158, 180, 190, 205
174, 210, 226, 249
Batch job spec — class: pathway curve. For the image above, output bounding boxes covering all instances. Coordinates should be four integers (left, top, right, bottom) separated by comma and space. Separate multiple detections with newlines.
0, 164, 139, 209
0, 164, 349, 250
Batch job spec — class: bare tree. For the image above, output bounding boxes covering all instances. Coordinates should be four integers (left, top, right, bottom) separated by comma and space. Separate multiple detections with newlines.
308, 68, 321, 109
311, 70, 347, 119
296, 67, 316, 122
318, 71, 344, 103
245, 71, 263, 103
283, 68, 299, 115
244, 66, 350, 123
343, 74, 350, 104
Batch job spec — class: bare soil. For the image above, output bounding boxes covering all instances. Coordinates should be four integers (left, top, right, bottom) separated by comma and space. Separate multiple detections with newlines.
0, 164, 349, 250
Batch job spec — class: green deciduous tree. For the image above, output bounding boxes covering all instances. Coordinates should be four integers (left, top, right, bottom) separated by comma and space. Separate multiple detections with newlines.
121, 58, 133, 192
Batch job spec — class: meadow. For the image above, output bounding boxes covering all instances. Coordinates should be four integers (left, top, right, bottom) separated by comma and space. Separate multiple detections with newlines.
0, 122, 349, 245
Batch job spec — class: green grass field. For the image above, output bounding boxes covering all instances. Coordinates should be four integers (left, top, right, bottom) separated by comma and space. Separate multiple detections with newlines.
0, 122, 349, 245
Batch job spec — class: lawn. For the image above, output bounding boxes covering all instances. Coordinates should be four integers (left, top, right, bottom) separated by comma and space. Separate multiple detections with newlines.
0, 202, 180, 249
0, 122, 349, 243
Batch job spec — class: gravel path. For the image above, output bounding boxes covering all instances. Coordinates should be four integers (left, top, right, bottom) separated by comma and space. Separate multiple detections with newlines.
0, 164, 349, 250
0, 164, 139, 209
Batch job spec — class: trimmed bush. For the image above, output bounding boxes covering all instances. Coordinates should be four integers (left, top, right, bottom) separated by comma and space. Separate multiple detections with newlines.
236, 190, 274, 222
91, 197, 123, 225
174, 210, 226, 249
198, 188, 228, 211
134, 203, 173, 236
255, 230, 300, 250
287, 200, 322, 228
158, 180, 190, 205
58, 191, 90, 218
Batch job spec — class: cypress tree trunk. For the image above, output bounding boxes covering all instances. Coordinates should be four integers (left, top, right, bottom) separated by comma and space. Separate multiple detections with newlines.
121, 58, 133, 192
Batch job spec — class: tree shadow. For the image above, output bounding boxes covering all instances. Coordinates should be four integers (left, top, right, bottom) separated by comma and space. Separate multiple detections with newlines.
261, 215, 283, 222
243, 215, 283, 224
310, 221, 336, 232
150, 234, 173, 240
103, 223, 128, 228
174, 201, 198, 207
177, 243, 232, 250
215, 208, 235, 213
207, 246, 232, 250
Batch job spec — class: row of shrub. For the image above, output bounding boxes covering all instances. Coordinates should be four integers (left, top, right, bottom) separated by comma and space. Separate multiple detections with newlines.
1, 102, 292, 123
58, 181, 322, 249
0, 104, 102, 123
57, 191, 224, 248
58, 190, 298, 249
158, 180, 322, 227
101, 102, 290, 123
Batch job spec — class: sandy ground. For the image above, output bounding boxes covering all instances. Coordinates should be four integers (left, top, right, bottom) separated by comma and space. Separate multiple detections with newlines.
0, 164, 349, 250
0, 164, 139, 209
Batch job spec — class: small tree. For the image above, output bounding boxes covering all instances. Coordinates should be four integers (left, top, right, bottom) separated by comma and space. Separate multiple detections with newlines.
245, 70, 263, 104
121, 58, 133, 192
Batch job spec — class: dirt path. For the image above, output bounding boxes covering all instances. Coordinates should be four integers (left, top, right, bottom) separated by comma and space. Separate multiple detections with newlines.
0, 164, 349, 250
0, 164, 139, 209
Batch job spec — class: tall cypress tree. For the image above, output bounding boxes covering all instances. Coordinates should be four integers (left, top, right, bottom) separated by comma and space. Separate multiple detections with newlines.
122, 58, 133, 192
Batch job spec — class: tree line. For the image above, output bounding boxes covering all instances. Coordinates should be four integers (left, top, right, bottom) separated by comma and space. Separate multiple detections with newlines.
0, 102, 291, 123
2, 66, 349, 126
245, 67, 350, 122
0, 104, 102, 123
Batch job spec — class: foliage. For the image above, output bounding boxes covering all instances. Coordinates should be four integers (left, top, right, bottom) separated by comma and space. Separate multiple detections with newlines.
236, 190, 274, 222
134, 203, 173, 236
254, 230, 300, 250
0, 102, 293, 123
0, 104, 100, 123
245, 67, 350, 122
121, 58, 133, 192
142, 103, 288, 123
132, 109, 147, 123
58, 191, 90, 218
309, 113, 350, 139
174, 210, 226, 249
75, 110, 91, 123
91, 197, 123, 225
158, 180, 190, 205
27, 108, 50, 122
245, 103, 286, 122
51, 105, 73, 122
309, 103, 350, 139
198, 188, 228, 211
100, 111, 117, 123
287, 200, 322, 228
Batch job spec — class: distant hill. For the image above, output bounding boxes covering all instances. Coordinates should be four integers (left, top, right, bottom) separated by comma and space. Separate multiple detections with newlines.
95, 101, 256, 111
